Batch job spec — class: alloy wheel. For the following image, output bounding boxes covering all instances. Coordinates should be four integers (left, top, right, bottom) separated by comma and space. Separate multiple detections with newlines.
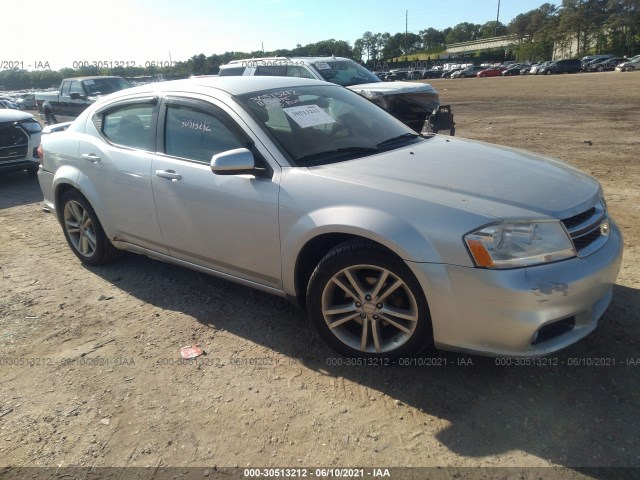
63, 200, 97, 257
321, 264, 419, 354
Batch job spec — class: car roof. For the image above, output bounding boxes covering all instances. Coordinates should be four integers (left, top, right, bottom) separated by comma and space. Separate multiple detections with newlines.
63, 76, 127, 81
98, 76, 333, 100
224, 56, 352, 66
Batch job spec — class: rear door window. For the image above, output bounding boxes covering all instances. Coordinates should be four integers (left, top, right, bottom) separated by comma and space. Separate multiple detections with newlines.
95, 103, 155, 151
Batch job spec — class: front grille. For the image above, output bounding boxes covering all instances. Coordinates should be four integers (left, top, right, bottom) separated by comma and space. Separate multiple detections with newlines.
562, 207, 596, 230
0, 123, 29, 163
561, 202, 609, 257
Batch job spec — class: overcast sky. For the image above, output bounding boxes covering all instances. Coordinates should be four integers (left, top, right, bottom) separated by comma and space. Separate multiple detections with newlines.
2, 0, 561, 70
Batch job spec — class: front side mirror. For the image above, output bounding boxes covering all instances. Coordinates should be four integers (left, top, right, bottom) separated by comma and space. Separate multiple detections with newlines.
210, 148, 256, 175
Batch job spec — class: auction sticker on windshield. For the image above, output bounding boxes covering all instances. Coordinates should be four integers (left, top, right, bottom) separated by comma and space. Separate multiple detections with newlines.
283, 105, 336, 128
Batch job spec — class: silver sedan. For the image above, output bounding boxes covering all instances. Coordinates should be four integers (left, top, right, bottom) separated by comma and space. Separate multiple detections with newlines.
37, 77, 622, 358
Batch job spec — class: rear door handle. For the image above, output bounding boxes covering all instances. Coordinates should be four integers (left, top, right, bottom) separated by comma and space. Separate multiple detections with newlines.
81, 153, 101, 163
155, 170, 182, 181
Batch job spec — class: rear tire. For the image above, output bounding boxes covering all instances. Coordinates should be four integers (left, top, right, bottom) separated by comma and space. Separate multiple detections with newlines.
307, 240, 433, 358
59, 190, 122, 265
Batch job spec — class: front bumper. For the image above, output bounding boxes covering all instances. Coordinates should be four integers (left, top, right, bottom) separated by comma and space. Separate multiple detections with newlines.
369, 92, 441, 133
408, 220, 623, 357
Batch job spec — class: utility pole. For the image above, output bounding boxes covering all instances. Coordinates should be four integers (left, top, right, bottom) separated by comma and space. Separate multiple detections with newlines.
405, 10, 408, 55
495, 0, 501, 36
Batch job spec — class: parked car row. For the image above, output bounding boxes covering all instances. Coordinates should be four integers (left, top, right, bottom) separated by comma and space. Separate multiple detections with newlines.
2, 58, 455, 182
375, 53, 639, 81
0, 92, 37, 110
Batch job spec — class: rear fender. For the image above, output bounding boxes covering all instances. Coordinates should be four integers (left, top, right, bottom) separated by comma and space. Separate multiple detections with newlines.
52, 167, 113, 238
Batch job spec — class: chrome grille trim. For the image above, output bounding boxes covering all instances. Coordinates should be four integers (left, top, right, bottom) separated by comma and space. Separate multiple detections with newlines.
561, 202, 609, 258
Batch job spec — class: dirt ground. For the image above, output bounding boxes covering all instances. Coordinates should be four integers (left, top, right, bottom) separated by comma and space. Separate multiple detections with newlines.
1, 72, 639, 478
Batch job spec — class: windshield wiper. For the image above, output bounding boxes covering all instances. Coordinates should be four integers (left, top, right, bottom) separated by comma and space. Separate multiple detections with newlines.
376, 133, 420, 149
296, 146, 380, 165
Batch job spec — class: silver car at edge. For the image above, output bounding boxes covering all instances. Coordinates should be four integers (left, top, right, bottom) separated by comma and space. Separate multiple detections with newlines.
37, 77, 623, 359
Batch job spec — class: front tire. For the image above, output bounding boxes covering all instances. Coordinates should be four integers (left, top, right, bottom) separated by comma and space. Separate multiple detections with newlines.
307, 240, 432, 358
45, 111, 57, 125
59, 190, 121, 265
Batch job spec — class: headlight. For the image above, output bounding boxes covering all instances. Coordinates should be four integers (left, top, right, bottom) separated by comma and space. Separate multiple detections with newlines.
464, 221, 576, 269
20, 120, 42, 133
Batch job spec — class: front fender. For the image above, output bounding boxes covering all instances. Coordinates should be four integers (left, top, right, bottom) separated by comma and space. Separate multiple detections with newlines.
280, 205, 443, 295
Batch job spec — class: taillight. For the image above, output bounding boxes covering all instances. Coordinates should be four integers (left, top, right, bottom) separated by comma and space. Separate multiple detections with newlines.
37, 144, 44, 165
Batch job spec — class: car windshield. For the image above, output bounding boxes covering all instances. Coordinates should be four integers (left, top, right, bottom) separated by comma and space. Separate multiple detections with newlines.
310, 60, 381, 87
236, 84, 425, 166
83, 78, 133, 96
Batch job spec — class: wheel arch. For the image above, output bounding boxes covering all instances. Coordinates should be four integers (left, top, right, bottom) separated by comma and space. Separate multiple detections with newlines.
53, 174, 113, 240
283, 206, 440, 307
291, 233, 401, 308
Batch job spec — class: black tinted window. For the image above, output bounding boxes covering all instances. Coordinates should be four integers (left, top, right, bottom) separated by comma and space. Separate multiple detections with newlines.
100, 104, 154, 151
255, 66, 287, 76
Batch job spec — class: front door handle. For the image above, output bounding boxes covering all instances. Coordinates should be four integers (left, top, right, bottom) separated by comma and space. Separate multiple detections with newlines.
155, 170, 182, 181
81, 153, 101, 163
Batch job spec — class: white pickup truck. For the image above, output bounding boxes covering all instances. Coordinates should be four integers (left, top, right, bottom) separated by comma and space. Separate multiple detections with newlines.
218, 56, 454, 134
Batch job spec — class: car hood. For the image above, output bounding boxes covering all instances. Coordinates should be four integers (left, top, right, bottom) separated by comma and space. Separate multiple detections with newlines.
309, 135, 600, 220
0, 110, 35, 122
347, 81, 437, 96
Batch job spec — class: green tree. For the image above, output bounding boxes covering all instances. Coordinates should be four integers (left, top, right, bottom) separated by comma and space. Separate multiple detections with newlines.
509, 3, 559, 60
559, 0, 609, 55
446, 22, 482, 43
479, 21, 508, 38
605, 0, 640, 55
419, 27, 446, 50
